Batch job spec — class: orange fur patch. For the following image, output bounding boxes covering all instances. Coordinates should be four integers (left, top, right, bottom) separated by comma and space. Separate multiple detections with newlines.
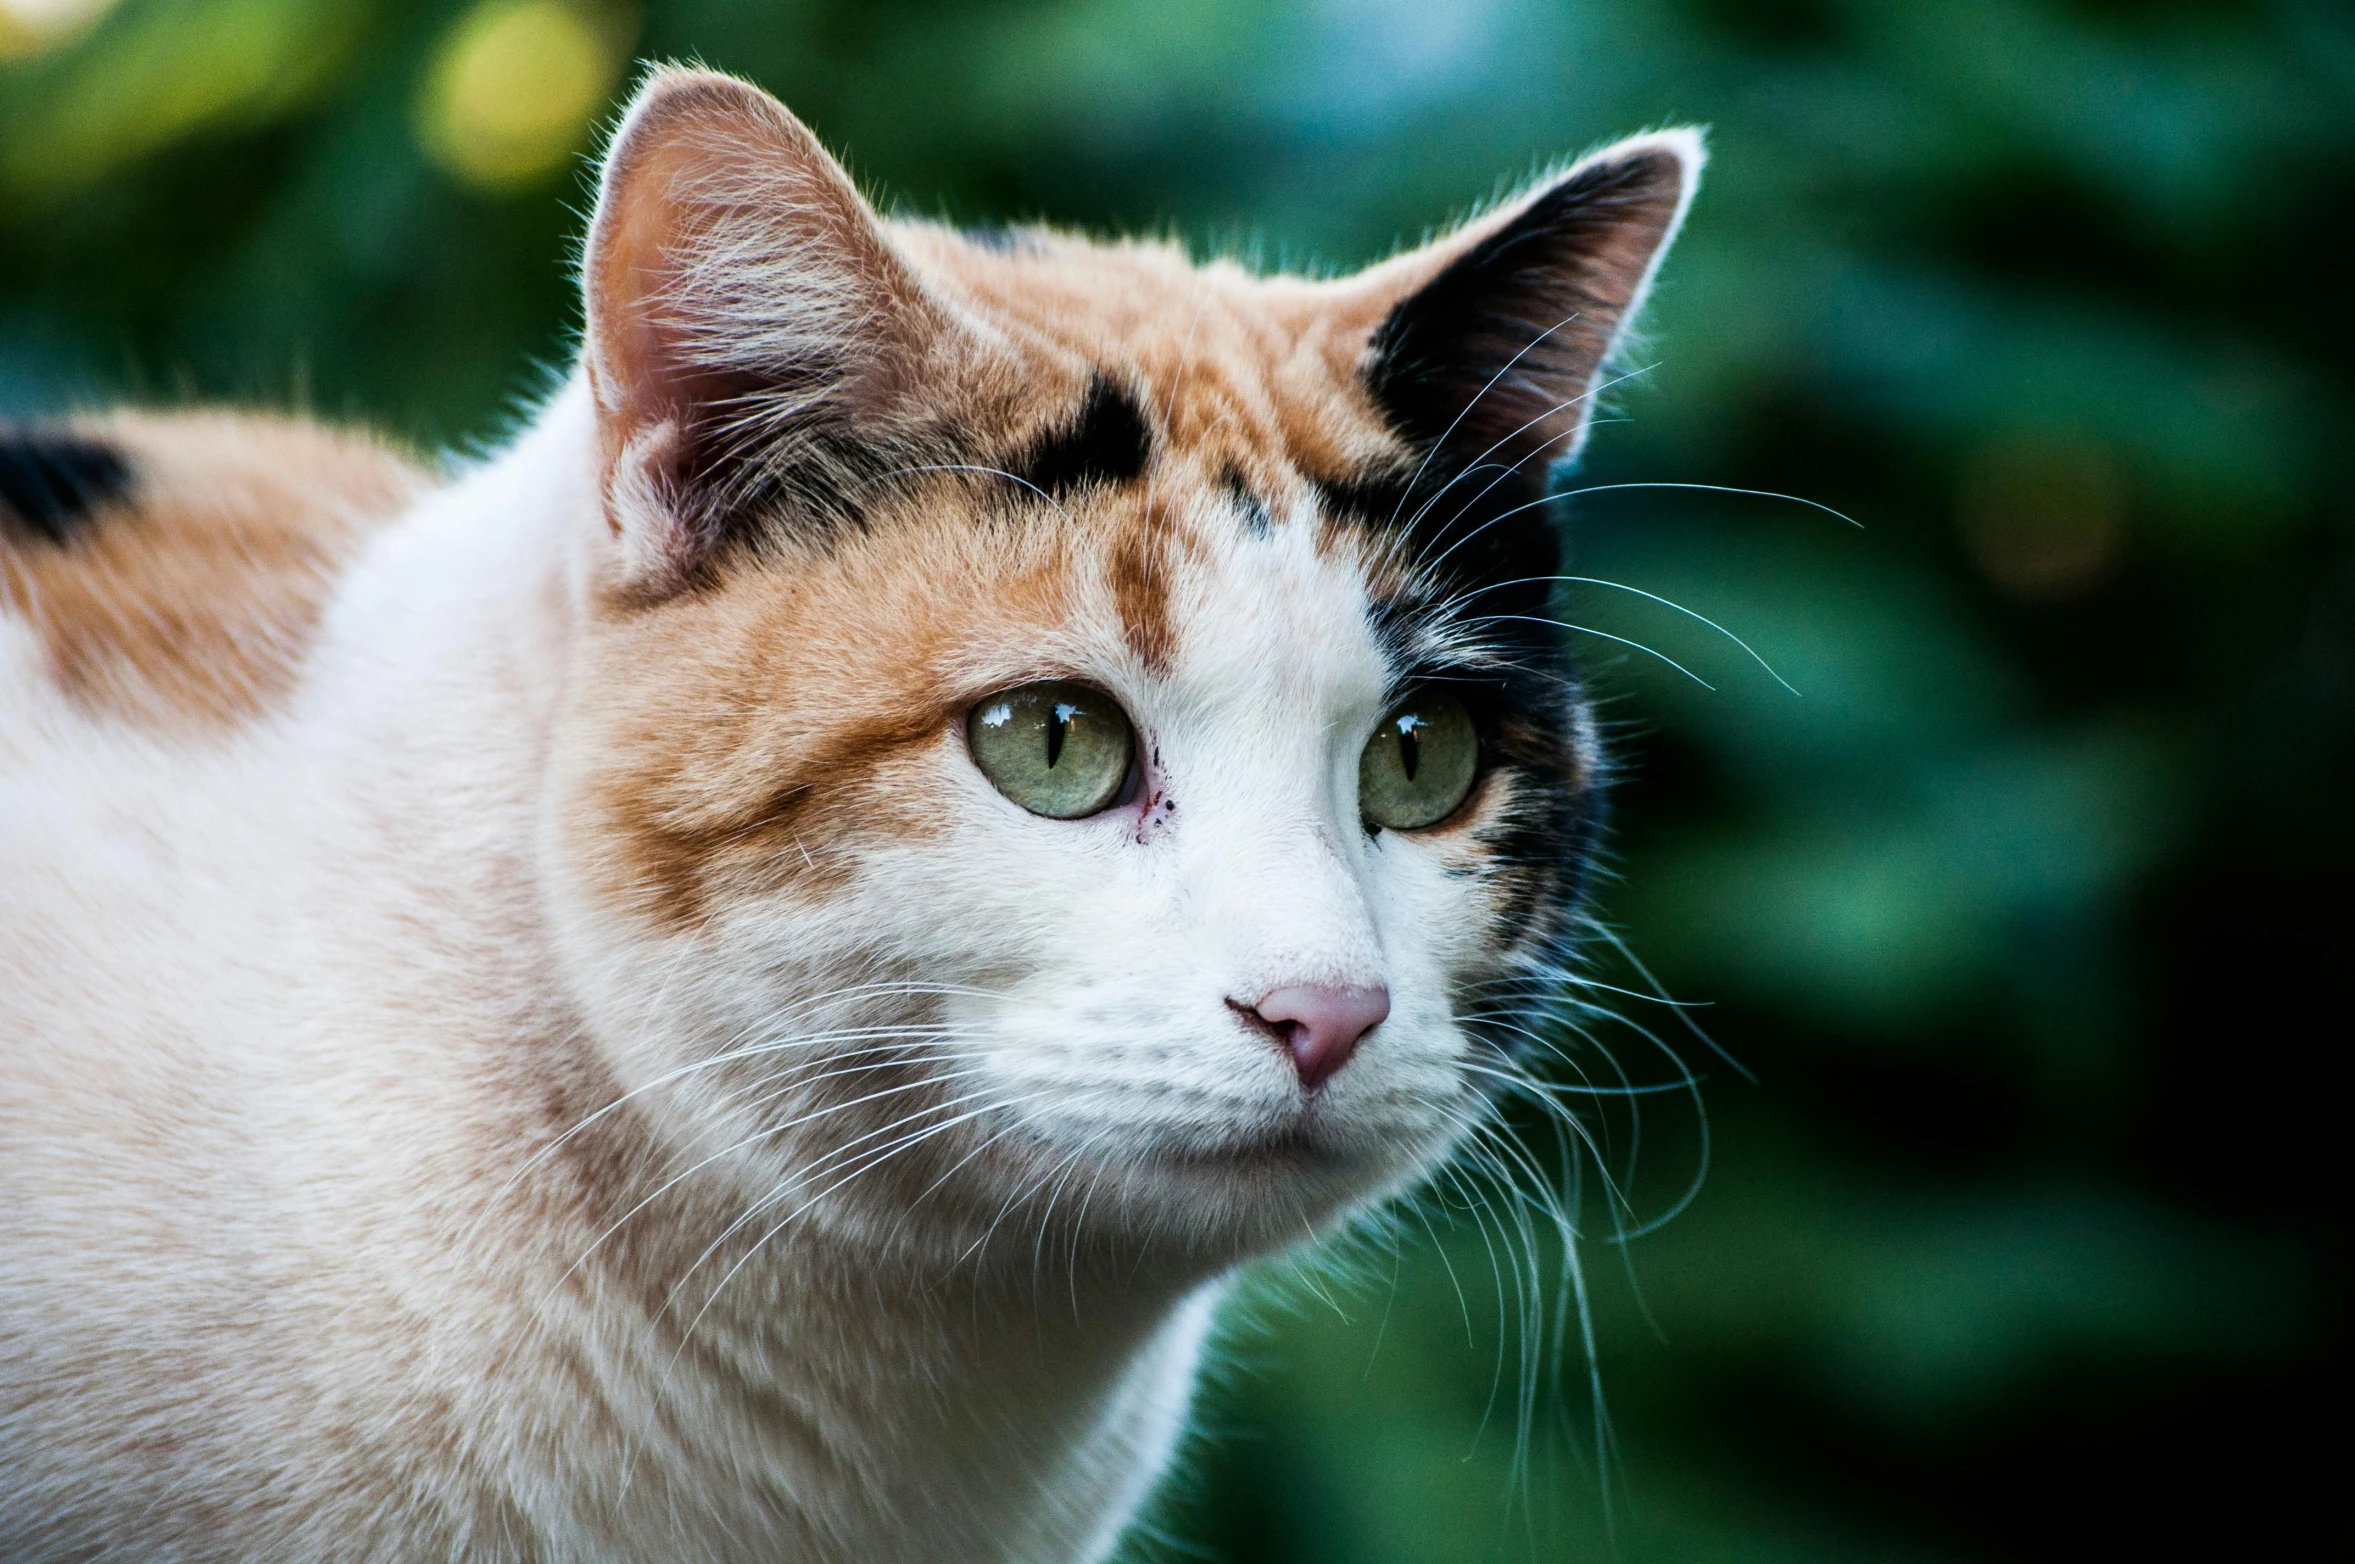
578, 481, 1095, 927
0, 412, 428, 730
896, 226, 1413, 494
575, 225, 1443, 930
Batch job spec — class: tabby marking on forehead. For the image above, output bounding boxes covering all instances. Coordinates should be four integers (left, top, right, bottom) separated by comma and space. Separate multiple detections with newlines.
1012, 375, 1153, 497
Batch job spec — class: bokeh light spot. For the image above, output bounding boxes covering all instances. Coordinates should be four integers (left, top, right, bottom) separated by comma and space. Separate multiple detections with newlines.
0, 0, 119, 58
1957, 434, 2127, 600
416, 0, 629, 192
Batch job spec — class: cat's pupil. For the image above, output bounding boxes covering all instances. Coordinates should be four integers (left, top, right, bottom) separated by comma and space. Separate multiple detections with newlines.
1397, 713, 1423, 781
968, 682, 1134, 819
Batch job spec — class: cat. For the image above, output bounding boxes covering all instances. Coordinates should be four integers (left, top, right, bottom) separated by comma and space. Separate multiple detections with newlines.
0, 66, 1697, 1563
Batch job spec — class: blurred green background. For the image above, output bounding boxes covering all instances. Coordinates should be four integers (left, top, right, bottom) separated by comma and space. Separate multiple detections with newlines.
4, 0, 2347, 1557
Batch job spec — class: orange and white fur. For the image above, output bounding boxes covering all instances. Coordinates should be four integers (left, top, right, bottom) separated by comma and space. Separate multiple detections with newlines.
0, 69, 1697, 1562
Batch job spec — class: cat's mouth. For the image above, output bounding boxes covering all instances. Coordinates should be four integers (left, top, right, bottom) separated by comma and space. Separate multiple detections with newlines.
1166, 1123, 1320, 1165
1107, 1110, 1445, 1245
1142, 1102, 1421, 1179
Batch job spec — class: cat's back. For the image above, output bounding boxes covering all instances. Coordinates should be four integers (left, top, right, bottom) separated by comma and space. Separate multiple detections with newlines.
0, 412, 516, 1561
0, 406, 431, 1285
0, 410, 429, 735
0, 408, 433, 1096
0, 409, 434, 1055
0, 408, 430, 1146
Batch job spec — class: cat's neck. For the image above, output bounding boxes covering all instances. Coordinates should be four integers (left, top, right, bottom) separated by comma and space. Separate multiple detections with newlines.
278, 376, 1214, 1557
300, 377, 603, 787
543, 1166, 1220, 1557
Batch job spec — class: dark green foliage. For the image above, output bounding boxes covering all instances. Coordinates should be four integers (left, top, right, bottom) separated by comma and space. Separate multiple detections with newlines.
4, 1, 2345, 1556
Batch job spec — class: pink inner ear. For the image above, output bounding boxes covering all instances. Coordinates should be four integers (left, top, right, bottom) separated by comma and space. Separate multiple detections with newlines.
580, 69, 952, 591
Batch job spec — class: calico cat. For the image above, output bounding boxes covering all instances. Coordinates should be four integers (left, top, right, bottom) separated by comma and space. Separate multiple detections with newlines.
0, 68, 1697, 1563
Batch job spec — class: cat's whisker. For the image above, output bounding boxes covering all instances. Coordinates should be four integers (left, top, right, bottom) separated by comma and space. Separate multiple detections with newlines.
883, 1111, 1072, 1261
955, 1126, 1106, 1282
1467, 572, 1800, 694
1430, 1151, 1524, 1455
1487, 977, 1725, 1246
494, 983, 1014, 1197
682, 1036, 1001, 1145
666, 1091, 1055, 1358
676, 1061, 1004, 1236
1587, 920, 1754, 1081
1398, 363, 1657, 567
1390, 488, 1562, 594
620, 1090, 1049, 1496
866, 462, 1074, 521
1031, 1121, 1113, 1303
499, 1031, 965, 1227
1381, 310, 1592, 534
549, 1057, 1006, 1299
649, 1100, 1010, 1367
1555, 976, 1714, 1010
1557, 479, 1861, 529
1402, 913, 1734, 1509
951, 1122, 1095, 1277
1484, 1129, 1559, 1509
1461, 1116, 1610, 1521
1451, 612, 1717, 688
1452, 1061, 1645, 1231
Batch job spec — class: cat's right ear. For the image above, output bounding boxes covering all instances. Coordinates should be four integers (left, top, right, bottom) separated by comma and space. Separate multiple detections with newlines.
582, 68, 947, 595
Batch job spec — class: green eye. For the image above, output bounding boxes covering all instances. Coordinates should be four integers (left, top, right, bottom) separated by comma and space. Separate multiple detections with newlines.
967, 681, 1136, 819
1359, 690, 1479, 831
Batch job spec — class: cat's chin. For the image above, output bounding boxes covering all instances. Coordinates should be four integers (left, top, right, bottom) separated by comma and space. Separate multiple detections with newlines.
1020, 1114, 1459, 1258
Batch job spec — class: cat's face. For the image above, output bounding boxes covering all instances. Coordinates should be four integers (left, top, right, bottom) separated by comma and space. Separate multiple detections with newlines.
542, 71, 1695, 1267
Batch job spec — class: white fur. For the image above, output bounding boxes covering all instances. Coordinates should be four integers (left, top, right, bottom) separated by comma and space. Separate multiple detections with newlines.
0, 380, 1491, 1561
1, 65, 1700, 1550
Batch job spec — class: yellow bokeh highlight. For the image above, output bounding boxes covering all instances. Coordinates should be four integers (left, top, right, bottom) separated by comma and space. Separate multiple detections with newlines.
2, 0, 369, 203
0, 0, 121, 60
417, 0, 628, 192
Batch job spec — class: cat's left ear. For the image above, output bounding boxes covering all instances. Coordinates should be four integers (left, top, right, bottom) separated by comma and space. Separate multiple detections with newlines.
1332, 130, 1703, 511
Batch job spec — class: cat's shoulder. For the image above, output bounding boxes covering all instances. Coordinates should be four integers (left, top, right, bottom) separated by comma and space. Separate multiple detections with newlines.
0, 409, 430, 730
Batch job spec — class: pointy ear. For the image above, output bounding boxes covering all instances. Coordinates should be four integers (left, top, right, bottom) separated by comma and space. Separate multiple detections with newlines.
1330, 130, 1702, 548
582, 68, 950, 594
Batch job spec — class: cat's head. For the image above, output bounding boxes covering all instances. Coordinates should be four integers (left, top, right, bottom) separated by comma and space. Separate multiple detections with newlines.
540, 69, 1697, 1270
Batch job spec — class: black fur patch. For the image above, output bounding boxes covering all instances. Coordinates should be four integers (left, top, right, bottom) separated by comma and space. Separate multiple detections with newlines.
1336, 156, 1641, 1053
1311, 471, 1415, 533
1224, 468, 1273, 535
1365, 149, 1677, 460
1346, 154, 1681, 1066
0, 428, 133, 545
1012, 376, 1151, 498
1346, 148, 1682, 604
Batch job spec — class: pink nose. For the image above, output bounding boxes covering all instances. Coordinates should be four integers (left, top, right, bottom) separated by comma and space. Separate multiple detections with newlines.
1238, 984, 1391, 1090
